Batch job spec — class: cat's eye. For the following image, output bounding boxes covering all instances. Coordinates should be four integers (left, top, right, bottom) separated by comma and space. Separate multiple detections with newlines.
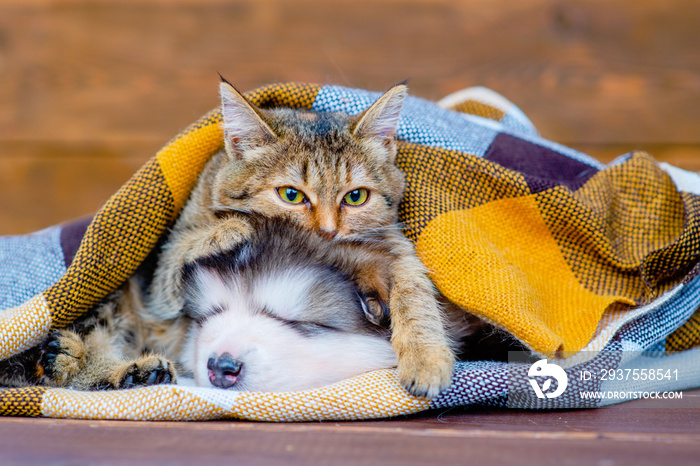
277, 186, 307, 204
343, 188, 370, 207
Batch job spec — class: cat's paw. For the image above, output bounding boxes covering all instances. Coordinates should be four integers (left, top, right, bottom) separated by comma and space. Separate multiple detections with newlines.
183, 217, 252, 263
205, 227, 242, 255
397, 344, 454, 399
39, 330, 87, 386
117, 356, 177, 389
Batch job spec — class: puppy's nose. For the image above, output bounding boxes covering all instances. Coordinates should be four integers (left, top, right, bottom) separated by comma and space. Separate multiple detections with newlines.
207, 353, 243, 389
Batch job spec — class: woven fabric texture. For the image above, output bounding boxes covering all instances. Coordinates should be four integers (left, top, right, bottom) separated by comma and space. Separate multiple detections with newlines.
1, 83, 699, 420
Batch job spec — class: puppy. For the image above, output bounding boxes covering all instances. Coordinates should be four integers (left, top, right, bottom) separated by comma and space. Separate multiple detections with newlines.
179, 215, 400, 392
0, 215, 410, 392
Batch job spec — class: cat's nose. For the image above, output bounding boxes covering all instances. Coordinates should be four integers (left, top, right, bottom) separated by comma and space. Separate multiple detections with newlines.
319, 229, 338, 239
207, 353, 243, 389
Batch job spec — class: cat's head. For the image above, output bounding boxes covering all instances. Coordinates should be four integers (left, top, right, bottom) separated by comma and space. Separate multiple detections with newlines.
212, 80, 407, 240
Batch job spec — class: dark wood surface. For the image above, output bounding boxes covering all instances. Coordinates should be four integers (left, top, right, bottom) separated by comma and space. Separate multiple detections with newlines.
1, 0, 700, 464
1, 391, 700, 465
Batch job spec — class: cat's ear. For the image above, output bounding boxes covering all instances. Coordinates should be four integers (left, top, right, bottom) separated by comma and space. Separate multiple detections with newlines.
219, 79, 277, 157
352, 84, 407, 151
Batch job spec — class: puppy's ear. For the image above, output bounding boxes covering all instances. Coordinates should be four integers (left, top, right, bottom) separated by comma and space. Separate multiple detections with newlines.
359, 293, 391, 328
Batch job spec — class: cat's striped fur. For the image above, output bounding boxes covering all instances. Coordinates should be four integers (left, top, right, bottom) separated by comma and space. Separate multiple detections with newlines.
0, 81, 466, 396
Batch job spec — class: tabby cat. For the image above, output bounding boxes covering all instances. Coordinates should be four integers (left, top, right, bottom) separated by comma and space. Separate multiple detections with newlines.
0, 80, 457, 397
148, 80, 456, 397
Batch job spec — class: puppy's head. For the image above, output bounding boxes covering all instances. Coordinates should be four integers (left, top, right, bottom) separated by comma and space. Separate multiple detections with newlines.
180, 232, 397, 392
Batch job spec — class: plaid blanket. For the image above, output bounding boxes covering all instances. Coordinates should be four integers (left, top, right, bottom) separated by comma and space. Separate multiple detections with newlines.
1, 83, 699, 421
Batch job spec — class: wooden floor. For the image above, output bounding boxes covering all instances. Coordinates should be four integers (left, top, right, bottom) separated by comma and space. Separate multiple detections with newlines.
1, 0, 700, 464
1, 390, 700, 465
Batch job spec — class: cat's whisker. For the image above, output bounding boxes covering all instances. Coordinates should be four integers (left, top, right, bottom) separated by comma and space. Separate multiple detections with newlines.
341, 232, 390, 245
352, 225, 400, 238
212, 205, 250, 215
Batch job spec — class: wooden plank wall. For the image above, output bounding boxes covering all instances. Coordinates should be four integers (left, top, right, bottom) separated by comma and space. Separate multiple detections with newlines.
1, 0, 699, 235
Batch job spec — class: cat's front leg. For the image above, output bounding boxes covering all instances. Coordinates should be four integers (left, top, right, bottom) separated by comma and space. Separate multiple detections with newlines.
385, 231, 455, 398
148, 216, 253, 319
